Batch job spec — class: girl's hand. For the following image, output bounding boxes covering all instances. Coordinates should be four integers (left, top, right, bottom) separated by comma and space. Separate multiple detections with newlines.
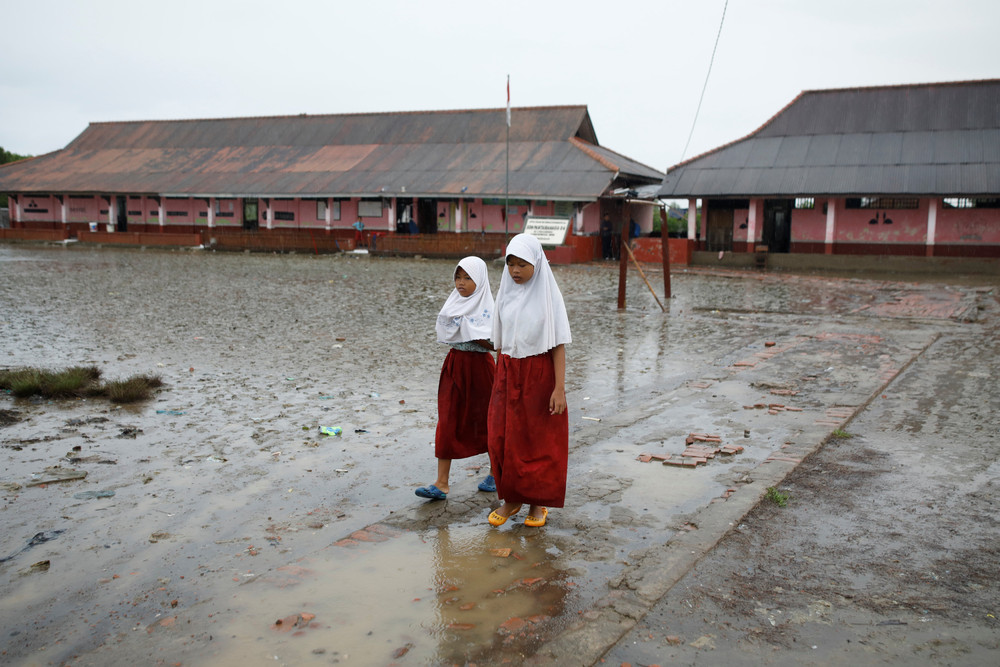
549, 387, 567, 415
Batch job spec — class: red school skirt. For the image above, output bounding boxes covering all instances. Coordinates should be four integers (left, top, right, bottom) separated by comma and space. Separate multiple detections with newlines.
487, 352, 568, 508
435, 348, 496, 460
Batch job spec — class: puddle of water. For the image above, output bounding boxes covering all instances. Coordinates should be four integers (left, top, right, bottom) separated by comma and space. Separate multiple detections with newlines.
129, 521, 578, 665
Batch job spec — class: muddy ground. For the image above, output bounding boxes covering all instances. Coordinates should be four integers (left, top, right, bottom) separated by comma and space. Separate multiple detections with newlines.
600, 289, 1000, 666
0, 244, 997, 666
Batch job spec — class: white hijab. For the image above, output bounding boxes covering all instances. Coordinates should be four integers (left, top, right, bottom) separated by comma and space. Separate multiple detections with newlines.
435, 256, 495, 344
493, 233, 572, 358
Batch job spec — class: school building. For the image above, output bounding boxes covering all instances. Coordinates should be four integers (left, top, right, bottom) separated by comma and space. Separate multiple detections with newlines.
0, 106, 669, 263
660, 79, 1000, 268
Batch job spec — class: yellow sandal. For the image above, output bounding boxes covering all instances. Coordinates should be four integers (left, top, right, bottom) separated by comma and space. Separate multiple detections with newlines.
524, 508, 548, 527
488, 504, 521, 526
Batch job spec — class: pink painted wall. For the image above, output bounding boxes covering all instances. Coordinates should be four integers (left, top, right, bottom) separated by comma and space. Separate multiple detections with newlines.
791, 205, 827, 242
835, 204, 927, 244
732, 208, 749, 243
18, 195, 59, 222
581, 201, 600, 233
213, 198, 241, 227
66, 196, 102, 222
532, 202, 555, 216
936, 205, 1000, 244
339, 199, 358, 226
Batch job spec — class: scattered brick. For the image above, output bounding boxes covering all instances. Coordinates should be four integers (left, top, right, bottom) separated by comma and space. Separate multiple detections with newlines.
637, 454, 653, 463
764, 341, 776, 347
767, 455, 803, 463
499, 617, 528, 634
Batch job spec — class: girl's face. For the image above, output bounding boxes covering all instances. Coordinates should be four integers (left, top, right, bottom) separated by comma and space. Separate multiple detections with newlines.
505, 255, 535, 284
454, 267, 477, 297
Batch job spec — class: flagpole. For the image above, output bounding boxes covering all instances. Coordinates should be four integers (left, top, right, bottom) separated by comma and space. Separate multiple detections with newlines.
505, 74, 510, 245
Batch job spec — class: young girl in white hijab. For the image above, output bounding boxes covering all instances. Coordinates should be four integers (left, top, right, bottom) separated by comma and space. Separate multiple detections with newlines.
486, 233, 571, 527
415, 256, 496, 500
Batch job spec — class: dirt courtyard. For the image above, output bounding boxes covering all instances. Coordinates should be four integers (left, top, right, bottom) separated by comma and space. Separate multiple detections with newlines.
0, 243, 998, 666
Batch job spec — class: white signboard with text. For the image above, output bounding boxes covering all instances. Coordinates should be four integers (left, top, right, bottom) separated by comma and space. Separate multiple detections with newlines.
523, 216, 570, 246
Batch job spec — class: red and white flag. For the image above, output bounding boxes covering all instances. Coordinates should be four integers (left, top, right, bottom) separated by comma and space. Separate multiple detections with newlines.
506, 75, 511, 127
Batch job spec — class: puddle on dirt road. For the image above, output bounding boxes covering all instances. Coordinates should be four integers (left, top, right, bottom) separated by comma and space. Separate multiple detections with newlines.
80, 519, 585, 666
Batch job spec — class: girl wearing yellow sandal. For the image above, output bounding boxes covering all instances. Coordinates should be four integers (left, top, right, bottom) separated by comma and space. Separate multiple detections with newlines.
486, 234, 571, 528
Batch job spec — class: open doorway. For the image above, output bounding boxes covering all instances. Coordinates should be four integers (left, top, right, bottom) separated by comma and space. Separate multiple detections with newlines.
243, 199, 259, 231
762, 199, 792, 253
116, 196, 128, 232
705, 207, 733, 251
417, 199, 438, 234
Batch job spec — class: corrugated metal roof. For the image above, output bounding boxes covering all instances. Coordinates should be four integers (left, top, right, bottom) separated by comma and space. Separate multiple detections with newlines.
660, 79, 1000, 197
0, 106, 661, 199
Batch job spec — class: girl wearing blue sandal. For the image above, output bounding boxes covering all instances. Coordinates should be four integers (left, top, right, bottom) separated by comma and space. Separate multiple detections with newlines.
415, 257, 496, 501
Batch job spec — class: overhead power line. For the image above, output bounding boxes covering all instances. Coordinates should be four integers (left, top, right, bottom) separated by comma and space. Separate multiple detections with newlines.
680, 0, 729, 163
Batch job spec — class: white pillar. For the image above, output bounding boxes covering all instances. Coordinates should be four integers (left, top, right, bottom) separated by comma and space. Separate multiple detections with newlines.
61, 196, 67, 224
687, 198, 697, 239
456, 199, 463, 233
13, 196, 20, 223
926, 198, 938, 256
388, 198, 396, 232
824, 198, 836, 254
208, 198, 215, 229
747, 199, 759, 246
108, 198, 115, 227
574, 205, 583, 234
325, 198, 332, 231
158, 200, 165, 228
266, 201, 273, 230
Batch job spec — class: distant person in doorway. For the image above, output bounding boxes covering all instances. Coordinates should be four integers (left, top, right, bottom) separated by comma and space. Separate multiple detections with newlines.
600, 214, 614, 259
415, 257, 497, 501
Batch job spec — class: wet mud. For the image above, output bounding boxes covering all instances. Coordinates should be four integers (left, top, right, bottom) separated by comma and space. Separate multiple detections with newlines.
0, 244, 996, 665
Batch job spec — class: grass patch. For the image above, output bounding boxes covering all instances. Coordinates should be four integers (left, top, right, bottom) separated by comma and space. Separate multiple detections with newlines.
764, 486, 790, 507
831, 428, 854, 439
100, 374, 164, 403
0, 366, 163, 404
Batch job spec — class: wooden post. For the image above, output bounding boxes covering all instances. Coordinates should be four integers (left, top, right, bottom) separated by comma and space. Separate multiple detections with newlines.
660, 206, 672, 299
617, 216, 628, 309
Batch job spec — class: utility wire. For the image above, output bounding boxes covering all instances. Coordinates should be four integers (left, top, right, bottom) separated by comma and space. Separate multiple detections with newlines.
680, 0, 729, 162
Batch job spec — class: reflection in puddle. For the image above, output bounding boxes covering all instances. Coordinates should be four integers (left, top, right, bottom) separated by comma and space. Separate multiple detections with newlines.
198, 521, 573, 665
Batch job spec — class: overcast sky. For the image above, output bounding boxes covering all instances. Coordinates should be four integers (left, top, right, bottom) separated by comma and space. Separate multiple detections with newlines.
2, 0, 998, 173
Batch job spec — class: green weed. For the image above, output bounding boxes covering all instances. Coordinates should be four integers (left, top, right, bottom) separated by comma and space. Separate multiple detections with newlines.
764, 486, 790, 507
831, 428, 854, 439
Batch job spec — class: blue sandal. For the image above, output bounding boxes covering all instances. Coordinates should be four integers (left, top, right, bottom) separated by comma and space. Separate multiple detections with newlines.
415, 485, 447, 500
477, 475, 496, 493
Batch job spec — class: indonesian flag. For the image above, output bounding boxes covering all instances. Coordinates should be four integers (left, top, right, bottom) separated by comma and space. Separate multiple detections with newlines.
506, 75, 511, 127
